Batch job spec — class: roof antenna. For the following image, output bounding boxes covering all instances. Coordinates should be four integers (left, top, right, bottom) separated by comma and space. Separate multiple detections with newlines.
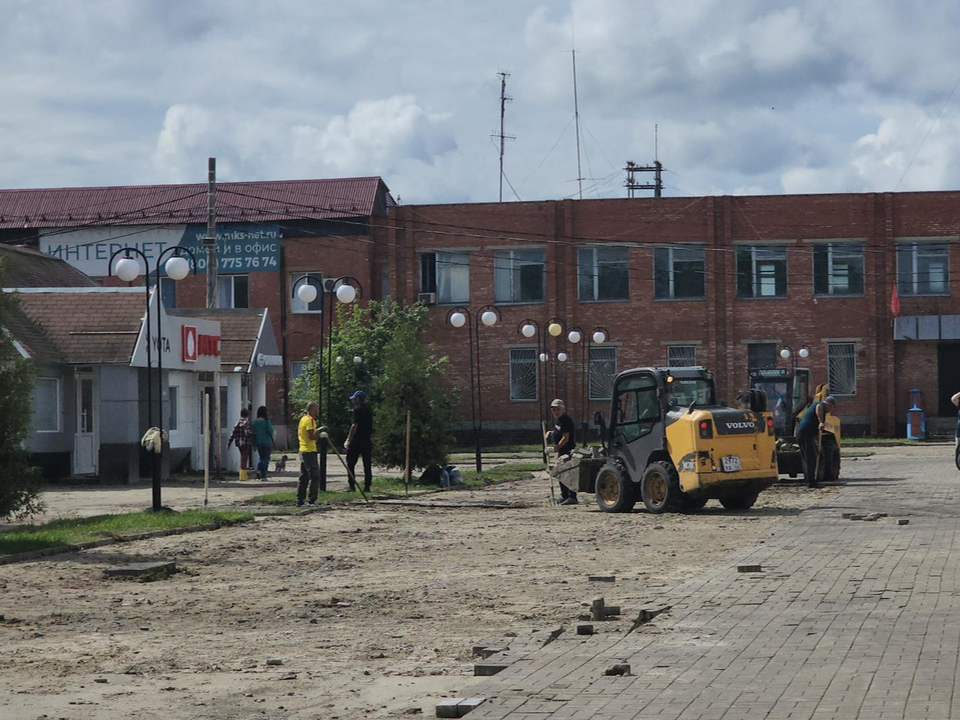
571, 38, 583, 201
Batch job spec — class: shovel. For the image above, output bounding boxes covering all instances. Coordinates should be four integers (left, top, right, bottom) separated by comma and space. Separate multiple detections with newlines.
319, 431, 369, 503
542, 421, 557, 506
813, 430, 824, 485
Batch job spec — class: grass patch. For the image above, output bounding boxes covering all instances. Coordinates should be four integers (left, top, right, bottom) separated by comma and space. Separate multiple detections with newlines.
247, 462, 545, 506
0, 509, 253, 556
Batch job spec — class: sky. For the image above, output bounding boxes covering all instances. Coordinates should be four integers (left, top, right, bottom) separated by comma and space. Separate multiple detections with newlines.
3, 0, 960, 204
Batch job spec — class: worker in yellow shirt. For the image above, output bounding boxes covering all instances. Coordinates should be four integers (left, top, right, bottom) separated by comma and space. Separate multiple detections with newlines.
297, 402, 321, 506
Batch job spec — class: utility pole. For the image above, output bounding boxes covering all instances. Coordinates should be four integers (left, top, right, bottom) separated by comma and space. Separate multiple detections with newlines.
572, 49, 583, 200
624, 160, 663, 198
204, 157, 222, 477
492, 70, 515, 202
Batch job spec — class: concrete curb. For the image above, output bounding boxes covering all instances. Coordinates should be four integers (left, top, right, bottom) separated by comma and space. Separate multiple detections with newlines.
0, 517, 253, 567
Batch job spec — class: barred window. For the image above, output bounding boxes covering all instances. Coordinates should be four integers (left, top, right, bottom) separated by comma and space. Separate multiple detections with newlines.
509, 348, 538, 401
827, 343, 857, 397
667, 345, 697, 367
589, 347, 617, 400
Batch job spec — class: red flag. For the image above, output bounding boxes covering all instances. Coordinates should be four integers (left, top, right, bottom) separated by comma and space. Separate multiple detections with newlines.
890, 285, 901, 318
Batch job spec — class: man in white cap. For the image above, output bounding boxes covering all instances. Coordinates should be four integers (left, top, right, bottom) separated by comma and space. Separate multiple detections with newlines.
550, 399, 577, 505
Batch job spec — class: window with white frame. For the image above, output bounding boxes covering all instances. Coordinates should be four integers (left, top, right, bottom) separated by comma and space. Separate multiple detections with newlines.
218, 275, 250, 309
827, 343, 857, 396
494, 249, 545, 303
509, 348, 538, 401
33, 378, 60, 432
291, 272, 323, 313
897, 242, 950, 296
589, 347, 617, 400
813, 244, 865, 296
667, 345, 697, 367
737, 246, 787, 298
168, 386, 180, 431
420, 252, 469, 303
578, 246, 629, 301
654, 246, 705, 299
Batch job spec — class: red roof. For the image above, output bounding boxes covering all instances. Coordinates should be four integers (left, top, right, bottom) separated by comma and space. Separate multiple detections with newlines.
0, 177, 391, 229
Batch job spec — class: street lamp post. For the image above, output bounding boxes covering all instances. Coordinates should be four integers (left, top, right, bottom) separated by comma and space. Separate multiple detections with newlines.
519, 319, 547, 461
110, 246, 197, 512
583, 326, 609, 443
293, 275, 362, 491
447, 305, 500, 472
779, 345, 810, 373
545, 317, 565, 405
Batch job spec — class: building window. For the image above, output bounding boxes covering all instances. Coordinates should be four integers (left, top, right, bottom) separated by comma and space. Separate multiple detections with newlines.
589, 347, 617, 400
291, 361, 309, 384
33, 378, 60, 432
897, 242, 949, 296
218, 275, 249, 309
747, 343, 778, 372
654, 246, 705, 300
814, 244, 865, 296
420, 252, 469, 304
667, 345, 697, 367
737, 246, 787, 298
291, 272, 323, 313
578, 246, 629, 301
827, 342, 857, 396
494, 249, 545, 303
168, 386, 179, 432
509, 348, 538, 401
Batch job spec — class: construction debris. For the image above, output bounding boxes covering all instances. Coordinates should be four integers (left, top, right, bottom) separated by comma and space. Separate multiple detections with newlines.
436, 697, 486, 718
604, 663, 631, 676
590, 597, 621, 621
737, 564, 762, 573
576, 624, 594, 636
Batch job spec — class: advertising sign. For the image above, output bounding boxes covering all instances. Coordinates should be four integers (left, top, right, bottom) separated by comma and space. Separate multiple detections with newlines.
39, 223, 280, 277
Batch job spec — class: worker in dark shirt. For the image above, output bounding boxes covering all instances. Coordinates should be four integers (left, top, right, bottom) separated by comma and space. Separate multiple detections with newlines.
345, 390, 374, 493
550, 399, 578, 505
796, 395, 836, 488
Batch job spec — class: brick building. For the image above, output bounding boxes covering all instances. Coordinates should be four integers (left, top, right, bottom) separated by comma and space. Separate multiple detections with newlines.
380, 191, 960, 438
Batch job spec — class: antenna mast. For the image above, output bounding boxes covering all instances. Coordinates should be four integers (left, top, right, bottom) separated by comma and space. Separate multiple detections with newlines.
493, 70, 515, 202
572, 49, 583, 200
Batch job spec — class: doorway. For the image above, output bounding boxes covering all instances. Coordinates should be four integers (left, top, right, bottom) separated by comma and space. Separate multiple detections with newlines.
74, 372, 98, 475
937, 343, 960, 416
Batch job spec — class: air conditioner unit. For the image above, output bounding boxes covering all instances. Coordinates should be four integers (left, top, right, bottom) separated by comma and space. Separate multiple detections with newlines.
418, 292, 437, 305
322, 278, 337, 292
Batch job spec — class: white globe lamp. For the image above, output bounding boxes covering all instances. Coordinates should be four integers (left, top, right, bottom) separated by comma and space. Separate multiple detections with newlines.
353, 356, 362, 365
521, 323, 536, 338
336, 284, 357, 304
780, 348, 791, 359
798, 347, 810, 359
568, 330, 582, 344
115, 257, 140, 282
449, 312, 466, 328
165, 256, 190, 281
592, 330, 606, 344
297, 283, 318, 304
481, 310, 498, 327
335, 356, 344, 364
539, 352, 549, 362
557, 352, 568, 362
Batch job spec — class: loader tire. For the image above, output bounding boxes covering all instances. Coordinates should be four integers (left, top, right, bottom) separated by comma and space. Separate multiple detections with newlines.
719, 493, 759, 511
595, 463, 637, 513
955, 445, 960, 473
640, 461, 685, 514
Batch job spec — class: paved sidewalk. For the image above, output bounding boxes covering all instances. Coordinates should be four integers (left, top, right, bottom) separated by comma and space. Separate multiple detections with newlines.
468, 447, 960, 719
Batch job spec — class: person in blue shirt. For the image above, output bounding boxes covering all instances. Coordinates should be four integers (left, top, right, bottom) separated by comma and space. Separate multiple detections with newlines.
797, 395, 836, 488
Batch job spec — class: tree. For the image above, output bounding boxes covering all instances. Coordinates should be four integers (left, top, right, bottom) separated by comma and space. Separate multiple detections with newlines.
0, 276, 43, 520
290, 301, 456, 469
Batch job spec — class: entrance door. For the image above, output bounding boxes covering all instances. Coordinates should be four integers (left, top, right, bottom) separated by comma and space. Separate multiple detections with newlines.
74, 373, 97, 475
937, 344, 960, 416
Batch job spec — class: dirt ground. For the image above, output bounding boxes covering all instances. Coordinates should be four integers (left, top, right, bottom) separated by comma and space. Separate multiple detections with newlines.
0, 461, 854, 720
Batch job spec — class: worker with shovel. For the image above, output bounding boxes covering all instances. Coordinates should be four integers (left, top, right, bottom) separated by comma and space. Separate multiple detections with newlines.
797, 395, 836, 489
344, 390, 374, 494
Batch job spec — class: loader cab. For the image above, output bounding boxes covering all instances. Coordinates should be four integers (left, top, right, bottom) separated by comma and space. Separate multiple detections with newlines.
748, 367, 811, 437
607, 367, 716, 476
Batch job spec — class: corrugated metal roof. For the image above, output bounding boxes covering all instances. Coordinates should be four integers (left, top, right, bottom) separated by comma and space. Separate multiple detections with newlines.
0, 177, 390, 230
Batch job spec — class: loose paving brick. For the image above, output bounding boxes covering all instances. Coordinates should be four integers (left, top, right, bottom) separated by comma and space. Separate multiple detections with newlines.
465, 449, 960, 719
102, 560, 176, 578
